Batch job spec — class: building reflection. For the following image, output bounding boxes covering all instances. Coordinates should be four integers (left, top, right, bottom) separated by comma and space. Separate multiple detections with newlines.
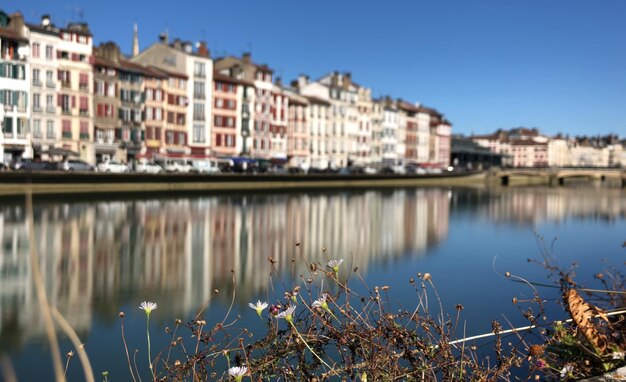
1, 186, 623, 348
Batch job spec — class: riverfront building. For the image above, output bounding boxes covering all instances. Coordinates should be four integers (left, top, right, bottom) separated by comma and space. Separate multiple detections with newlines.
0, 8, 460, 169
472, 128, 623, 168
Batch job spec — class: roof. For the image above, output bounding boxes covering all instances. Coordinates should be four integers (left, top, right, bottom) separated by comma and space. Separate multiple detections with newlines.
303, 95, 331, 106
510, 139, 548, 146
147, 65, 187, 80
26, 22, 60, 36
0, 28, 28, 43
213, 72, 255, 87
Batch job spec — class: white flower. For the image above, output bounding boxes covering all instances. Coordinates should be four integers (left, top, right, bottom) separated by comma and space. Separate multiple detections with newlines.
312, 294, 329, 310
560, 364, 573, 378
139, 301, 157, 315
228, 366, 248, 381
248, 300, 268, 318
611, 351, 625, 360
276, 305, 297, 324
327, 259, 344, 273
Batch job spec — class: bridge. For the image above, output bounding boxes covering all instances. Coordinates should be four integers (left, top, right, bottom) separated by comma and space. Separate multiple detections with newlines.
487, 167, 626, 187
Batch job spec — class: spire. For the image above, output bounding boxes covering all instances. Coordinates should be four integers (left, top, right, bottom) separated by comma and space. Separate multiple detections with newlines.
132, 23, 139, 57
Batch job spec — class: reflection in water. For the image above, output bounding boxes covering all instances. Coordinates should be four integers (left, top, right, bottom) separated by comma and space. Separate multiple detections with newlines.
0, 186, 624, 350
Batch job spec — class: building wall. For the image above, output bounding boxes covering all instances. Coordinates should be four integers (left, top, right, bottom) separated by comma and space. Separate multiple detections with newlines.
29, 30, 58, 155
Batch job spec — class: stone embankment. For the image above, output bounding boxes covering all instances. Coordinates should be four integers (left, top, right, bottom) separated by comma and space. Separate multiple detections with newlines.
0, 171, 486, 196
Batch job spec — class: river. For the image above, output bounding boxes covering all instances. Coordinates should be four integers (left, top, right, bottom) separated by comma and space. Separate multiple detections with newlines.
0, 184, 624, 380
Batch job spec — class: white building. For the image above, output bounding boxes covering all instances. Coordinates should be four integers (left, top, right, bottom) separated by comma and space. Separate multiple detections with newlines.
0, 11, 30, 163
132, 37, 213, 158
27, 15, 59, 157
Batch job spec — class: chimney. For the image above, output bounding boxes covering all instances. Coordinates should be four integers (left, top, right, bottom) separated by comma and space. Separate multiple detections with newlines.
331, 71, 339, 87
297, 74, 309, 89
196, 41, 209, 57
182, 41, 192, 54
342, 71, 351, 90
159, 30, 169, 44
172, 38, 182, 50
242, 52, 251, 64
275, 77, 283, 87
41, 14, 51, 27
132, 23, 139, 57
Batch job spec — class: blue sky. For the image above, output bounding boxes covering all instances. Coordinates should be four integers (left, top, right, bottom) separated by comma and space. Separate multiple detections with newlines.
4, 0, 626, 136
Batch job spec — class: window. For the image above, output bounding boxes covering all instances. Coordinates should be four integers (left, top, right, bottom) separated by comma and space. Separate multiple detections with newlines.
193, 103, 205, 120
33, 119, 41, 138
193, 81, 205, 99
226, 134, 234, 147
155, 108, 162, 120
60, 94, 71, 114
33, 93, 41, 112
62, 120, 71, 139
45, 45, 54, 59
79, 97, 88, 115
146, 88, 153, 100
194, 62, 205, 77
32, 69, 41, 85
46, 120, 55, 139
193, 124, 205, 143
46, 70, 54, 87
79, 73, 89, 90
46, 95, 54, 113
58, 70, 71, 87
106, 82, 115, 97
79, 121, 89, 140
166, 130, 174, 144
95, 80, 105, 95
215, 98, 223, 108
155, 89, 162, 101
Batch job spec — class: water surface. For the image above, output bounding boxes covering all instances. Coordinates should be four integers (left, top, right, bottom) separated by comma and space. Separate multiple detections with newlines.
0, 185, 624, 380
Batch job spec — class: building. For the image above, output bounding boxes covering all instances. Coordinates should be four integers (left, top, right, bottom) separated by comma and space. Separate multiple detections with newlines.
212, 72, 252, 157
214, 53, 277, 159
132, 35, 213, 160
56, 20, 94, 163
0, 11, 30, 163
27, 14, 60, 160
281, 85, 309, 169
296, 71, 362, 168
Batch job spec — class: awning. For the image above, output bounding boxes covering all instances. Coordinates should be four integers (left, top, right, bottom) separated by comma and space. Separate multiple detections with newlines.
42, 148, 80, 157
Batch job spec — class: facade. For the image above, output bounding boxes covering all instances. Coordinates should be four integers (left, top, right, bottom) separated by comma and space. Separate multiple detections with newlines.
212, 72, 247, 157
214, 53, 277, 159
93, 42, 152, 162
303, 94, 330, 169
1, 9, 462, 170
56, 21, 94, 163
28, 15, 59, 159
282, 87, 309, 168
132, 37, 212, 159
0, 11, 30, 163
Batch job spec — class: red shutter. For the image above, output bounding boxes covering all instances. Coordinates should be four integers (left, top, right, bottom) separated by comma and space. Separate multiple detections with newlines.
57, 94, 62, 107
71, 96, 76, 108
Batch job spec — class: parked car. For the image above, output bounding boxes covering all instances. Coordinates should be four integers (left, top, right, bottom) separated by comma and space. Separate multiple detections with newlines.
189, 159, 221, 174
12, 158, 56, 171
162, 160, 195, 173
134, 161, 163, 174
59, 159, 95, 172
97, 160, 130, 173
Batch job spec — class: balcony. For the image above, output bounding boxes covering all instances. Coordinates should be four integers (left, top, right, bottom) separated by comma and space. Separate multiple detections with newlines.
33, 79, 42, 87
46, 81, 56, 89
62, 132, 72, 139
33, 106, 42, 113
62, 108, 71, 115
79, 83, 89, 92
46, 106, 56, 114
61, 81, 71, 88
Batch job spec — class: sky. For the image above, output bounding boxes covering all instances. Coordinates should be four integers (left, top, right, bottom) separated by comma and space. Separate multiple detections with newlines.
4, 0, 626, 137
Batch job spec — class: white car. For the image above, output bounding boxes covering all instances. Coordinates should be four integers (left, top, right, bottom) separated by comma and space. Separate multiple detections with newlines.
135, 162, 163, 174
163, 161, 195, 173
190, 159, 221, 174
97, 160, 130, 173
